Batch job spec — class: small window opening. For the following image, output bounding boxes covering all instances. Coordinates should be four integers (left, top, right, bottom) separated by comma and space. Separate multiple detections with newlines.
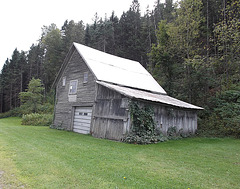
62, 76, 66, 86
83, 72, 88, 83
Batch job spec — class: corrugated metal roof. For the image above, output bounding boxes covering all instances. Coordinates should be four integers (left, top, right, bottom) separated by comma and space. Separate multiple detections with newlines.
97, 81, 203, 110
74, 43, 166, 94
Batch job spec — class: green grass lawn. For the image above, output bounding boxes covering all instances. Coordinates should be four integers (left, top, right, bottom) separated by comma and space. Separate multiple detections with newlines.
0, 117, 239, 189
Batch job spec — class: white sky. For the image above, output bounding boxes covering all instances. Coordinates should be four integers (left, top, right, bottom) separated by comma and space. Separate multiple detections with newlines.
0, 0, 160, 71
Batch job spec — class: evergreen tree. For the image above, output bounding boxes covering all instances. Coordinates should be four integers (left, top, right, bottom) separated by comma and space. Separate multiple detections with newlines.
40, 24, 63, 92
27, 44, 44, 81
118, 0, 143, 63
213, 0, 240, 87
85, 24, 91, 46
19, 78, 44, 113
61, 20, 85, 54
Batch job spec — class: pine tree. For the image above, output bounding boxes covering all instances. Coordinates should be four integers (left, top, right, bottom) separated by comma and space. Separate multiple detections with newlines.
40, 24, 63, 92
19, 78, 44, 113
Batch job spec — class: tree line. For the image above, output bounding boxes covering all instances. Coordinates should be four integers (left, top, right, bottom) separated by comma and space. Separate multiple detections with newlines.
0, 0, 239, 137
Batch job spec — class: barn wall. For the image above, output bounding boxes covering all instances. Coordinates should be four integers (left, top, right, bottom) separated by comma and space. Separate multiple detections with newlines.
137, 101, 198, 135
91, 85, 198, 141
154, 106, 197, 135
54, 49, 96, 130
91, 85, 130, 140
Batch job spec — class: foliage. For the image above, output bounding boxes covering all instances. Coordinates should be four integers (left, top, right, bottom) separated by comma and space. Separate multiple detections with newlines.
0, 50, 28, 112
167, 126, 178, 139
40, 24, 63, 91
129, 100, 156, 134
0, 0, 240, 138
149, 20, 180, 96
19, 78, 44, 113
122, 100, 167, 144
199, 86, 240, 138
18, 78, 54, 126
213, 0, 240, 86
175, 0, 204, 59
1, 117, 240, 188
123, 130, 167, 145
149, 0, 240, 137
21, 113, 53, 126
0, 99, 53, 119
0, 107, 22, 119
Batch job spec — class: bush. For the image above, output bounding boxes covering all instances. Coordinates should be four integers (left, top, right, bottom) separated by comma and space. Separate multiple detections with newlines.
0, 107, 22, 119
22, 113, 53, 126
122, 131, 167, 144
198, 86, 240, 138
0, 102, 54, 119
38, 103, 54, 114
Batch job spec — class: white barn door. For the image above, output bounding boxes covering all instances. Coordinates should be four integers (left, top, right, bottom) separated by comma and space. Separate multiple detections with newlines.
73, 107, 92, 134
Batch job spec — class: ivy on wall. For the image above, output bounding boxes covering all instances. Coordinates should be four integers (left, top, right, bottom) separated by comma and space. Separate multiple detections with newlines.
122, 100, 166, 144
129, 100, 156, 134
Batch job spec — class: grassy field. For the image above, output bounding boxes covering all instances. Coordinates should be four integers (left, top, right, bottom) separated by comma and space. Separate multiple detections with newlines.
0, 117, 239, 189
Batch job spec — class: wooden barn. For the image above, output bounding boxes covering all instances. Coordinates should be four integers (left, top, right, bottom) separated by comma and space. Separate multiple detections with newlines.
52, 42, 203, 141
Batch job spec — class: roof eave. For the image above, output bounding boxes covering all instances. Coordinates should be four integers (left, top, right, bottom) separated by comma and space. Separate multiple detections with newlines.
96, 81, 204, 110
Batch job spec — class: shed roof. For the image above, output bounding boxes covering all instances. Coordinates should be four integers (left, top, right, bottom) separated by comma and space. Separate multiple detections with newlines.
73, 43, 166, 94
97, 81, 203, 110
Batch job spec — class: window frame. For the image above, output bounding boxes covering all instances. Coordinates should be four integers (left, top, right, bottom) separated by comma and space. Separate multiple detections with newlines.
69, 80, 78, 95
83, 72, 88, 84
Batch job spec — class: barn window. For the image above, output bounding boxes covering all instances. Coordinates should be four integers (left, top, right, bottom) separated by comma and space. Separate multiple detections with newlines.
83, 72, 88, 83
69, 80, 78, 94
62, 76, 66, 86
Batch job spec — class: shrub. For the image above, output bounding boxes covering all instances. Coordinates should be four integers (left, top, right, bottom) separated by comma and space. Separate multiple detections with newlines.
198, 86, 240, 138
167, 126, 178, 140
22, 113, 53, 126
38, 103, 54, 114
0, 107, 22, 119
122, 130, 167, 144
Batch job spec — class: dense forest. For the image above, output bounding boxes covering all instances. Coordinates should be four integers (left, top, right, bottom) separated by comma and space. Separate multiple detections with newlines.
0, 0, 239, 137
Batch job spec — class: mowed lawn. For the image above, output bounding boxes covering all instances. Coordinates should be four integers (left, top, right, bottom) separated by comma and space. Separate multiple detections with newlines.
0, 118, 239, 189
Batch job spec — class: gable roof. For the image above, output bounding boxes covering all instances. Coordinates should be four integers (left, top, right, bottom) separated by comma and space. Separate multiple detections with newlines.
53, 43, 202, 110
73, 43, 166, 94
97, 81, 203, 110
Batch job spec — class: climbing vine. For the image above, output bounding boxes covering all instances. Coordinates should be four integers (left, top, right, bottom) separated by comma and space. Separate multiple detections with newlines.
129, 100, 155, 134
122, 100, 166, 144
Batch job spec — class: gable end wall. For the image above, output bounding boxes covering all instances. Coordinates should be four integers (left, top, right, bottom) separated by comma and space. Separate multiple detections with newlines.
54, 49, 96, 130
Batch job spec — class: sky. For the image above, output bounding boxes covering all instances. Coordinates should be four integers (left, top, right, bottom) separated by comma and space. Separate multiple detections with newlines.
0, 0, 160, 71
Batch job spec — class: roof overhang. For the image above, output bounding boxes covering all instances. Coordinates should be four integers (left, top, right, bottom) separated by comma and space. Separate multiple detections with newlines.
97, 81, 203, 110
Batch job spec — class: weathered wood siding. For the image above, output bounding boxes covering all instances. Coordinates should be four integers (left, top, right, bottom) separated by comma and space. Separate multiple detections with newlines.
136, 101, 198, 135
91, 85, 130, 140
91, 85, 197, 141
154, 105, 197, 135
54, 49, 96, 130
